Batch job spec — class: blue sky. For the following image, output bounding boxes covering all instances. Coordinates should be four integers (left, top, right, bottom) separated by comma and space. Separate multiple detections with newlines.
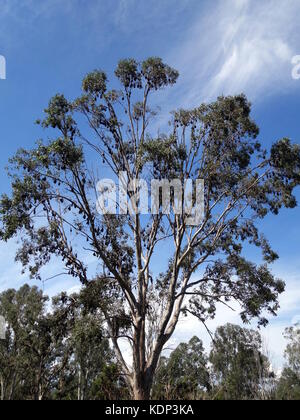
1, 0, 300, 368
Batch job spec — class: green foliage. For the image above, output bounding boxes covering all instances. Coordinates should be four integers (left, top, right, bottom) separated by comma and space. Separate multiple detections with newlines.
82, 70, 107, 97
209, 324, 271, 400
141, 57, 179, 90
153, 336, 210, 400
115, 57, 178, 91
276, 367, 300, 400
0, 284, 127, 400
115, 59, 142, 90
90, 364, 129, 400
0, 285, 55, 400
276, 324, 300, 400
283, 323, 300, 372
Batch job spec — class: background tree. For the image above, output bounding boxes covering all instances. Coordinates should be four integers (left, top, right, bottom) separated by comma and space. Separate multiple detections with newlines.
50, 285, 128, 400
0, 284, 126, 400
209, 323, 271, 400
153, 336, 210, 399
1, 57, 300, 399
89, 364, 129, 400
276, 324, 300, 400
0, 285, 52, 400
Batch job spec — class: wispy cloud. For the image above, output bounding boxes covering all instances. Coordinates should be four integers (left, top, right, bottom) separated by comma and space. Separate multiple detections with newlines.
112, 0, 195, 33
165, 0, 300, 107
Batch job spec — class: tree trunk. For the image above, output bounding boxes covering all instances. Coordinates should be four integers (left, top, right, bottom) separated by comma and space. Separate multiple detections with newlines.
132, 372, 152, 400
131, 314, 154, 400
38, 383, 43, 401
130, 314, 167, 400
0, 375, 4, 400
78, 365, 86, 401
77, 369, 82, 401
8, 371, 17, 400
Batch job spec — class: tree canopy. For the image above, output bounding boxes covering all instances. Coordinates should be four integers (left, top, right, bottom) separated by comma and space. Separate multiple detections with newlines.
1, 57, 300, 399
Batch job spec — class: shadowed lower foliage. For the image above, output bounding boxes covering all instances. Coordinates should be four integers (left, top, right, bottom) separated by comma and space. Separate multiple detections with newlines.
1, 285, 300, 400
